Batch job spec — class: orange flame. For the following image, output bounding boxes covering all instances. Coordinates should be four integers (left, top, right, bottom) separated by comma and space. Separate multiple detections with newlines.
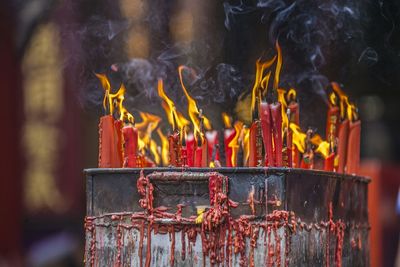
228, 121, 244, 167
157, 78, 190, 131
178, 66, 211, 141
277, 89, 288, 134
157, 129, 169, 166
135, 112, 161, 133
286, 88, 297, 102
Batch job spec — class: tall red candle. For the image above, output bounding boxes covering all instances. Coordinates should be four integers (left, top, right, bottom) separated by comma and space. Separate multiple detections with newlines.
260, 102, 274, 167
326, 105, 339, 141
288, 102, 300, 167
271, 102, 283, 166
168, 132, 180, 166
98, 115, 123, 168
194, 139, 208, 167
122, 125, 138, 167
337, 120, 349, 173
248, 120, 262, 167
346, 120, 361, 175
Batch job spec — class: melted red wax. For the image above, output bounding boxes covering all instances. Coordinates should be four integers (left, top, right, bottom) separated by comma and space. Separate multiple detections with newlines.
84, 172, 360, 267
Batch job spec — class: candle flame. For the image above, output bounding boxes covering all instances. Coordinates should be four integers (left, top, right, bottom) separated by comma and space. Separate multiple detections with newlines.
157, 129, 169, 166
157, 78, 189, 131
178, 65, 211, 142
222, 112, 232, 129
242, 126, 250, 165
273, 41, 283, 92
331, 82, 358, 122
289, 123, 307, 153
228, 121, 244, 167
95, 73, 112, 114
311, 134, 330, 159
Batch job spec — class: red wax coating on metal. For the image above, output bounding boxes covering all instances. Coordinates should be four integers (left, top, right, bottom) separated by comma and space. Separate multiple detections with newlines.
224, 128, 236, 167
271, 102, 283, 166
346, 120, 361, 175
324, 153, 335, 172
326, 106, 340, 140
122, 125, 138, 167
337, 120, 349, 173
186, 134, 195, 167
98, 115, 123, 168
260, 102, 274, 167
206, 130, 220, 162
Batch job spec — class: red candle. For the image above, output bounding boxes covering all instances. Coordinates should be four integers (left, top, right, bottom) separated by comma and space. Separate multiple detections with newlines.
114, 120, 124, 167
346, 120, 361, 175
248, 120, 262, 167
324, 153, 335, 171
337, 120, 349, 173
301, 129, 314, 169
98, 115, 123, 168
288, 102, 300, 167
168, 132, 180, 166
224, 128, 236, 167
194, 139, 208, 167
122, 125, 138, 167
186, 133, 195, 167
206, 130, 219, 162
326, 105, 339, 141
271, 102, 283, 167
260, 102, 274, 167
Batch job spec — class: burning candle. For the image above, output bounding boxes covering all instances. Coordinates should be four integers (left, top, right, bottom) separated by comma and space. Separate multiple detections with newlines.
346, 120, 361, 175
260, 102, 274, 167
206, 130, 219, 163
122, 124, 138, 168
168, 131, 180, 167
222, 113, 235, 167
98, 115, 123, 168
271, 102, 283, 167
301, 129, 314, 169
287, 89, 300, 167
194, 136, 208, 167
186, 133, 195, 167
248, 120, 262, 167
337, 120, 349, 173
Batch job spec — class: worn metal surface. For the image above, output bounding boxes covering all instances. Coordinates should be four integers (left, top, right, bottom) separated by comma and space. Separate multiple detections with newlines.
84, 168, 370, 266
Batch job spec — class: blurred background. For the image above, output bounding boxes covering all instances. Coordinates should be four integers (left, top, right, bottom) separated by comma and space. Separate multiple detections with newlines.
0, 0, 399, 266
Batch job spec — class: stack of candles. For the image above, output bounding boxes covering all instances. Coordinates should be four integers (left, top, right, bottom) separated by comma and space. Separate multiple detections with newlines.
96, 43, 361, 175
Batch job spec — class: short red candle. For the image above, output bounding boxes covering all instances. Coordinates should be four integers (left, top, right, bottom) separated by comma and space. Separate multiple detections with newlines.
224, 128, 236, 167
122, 125, 138, 167
98, 115, 123, 168
324, 153, 335, 171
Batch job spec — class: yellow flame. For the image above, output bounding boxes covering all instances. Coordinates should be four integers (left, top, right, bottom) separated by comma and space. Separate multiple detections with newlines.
277, 89, 288, 133
157, 78, 190, 131
157, 129, 169, 166
242, 126, 250, 164
149, 139, 160, 165
222, 112, 232, 129
250, 57, 276, 116
331, 82, 358, 121
209, 161, 215, 168
95, 73, 112, 113
329, 92, 337, 106
228, 121, 244, 167
311, 134, 330, 159
286, 88, 297, 102
135, 112, 161, 133
289, 123, 307, 153
273, 41, 283, 92
178, 66, 212, 141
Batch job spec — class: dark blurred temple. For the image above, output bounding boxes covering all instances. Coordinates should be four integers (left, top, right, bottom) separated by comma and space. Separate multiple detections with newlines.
0, 0, 399, 266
